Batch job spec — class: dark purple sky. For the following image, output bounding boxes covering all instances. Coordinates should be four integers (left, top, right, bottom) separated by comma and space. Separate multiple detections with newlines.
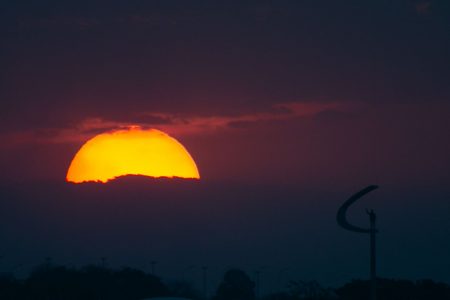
0, 0, 449, 291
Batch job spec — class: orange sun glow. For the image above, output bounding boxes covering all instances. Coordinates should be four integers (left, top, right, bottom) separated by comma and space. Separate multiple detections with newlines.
66, 127, 200, 183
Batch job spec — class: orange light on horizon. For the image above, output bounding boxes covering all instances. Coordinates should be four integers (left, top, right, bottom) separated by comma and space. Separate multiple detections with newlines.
66, 128, 200, 183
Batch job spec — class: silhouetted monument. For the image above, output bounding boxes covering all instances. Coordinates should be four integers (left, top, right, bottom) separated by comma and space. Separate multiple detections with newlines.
337, 185, 379, 300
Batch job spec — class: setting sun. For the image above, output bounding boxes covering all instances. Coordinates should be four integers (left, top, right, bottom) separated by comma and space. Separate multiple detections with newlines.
66, 127, 200, 183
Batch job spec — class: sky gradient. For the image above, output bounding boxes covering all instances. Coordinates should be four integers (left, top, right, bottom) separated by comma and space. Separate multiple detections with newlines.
0, 0, 449, 292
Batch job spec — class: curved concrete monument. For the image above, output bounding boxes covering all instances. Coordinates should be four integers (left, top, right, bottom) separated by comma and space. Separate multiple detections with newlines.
337, 185, 379, 300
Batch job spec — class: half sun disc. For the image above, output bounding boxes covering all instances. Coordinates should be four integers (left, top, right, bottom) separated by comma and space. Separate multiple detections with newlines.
66, 128, 200, 183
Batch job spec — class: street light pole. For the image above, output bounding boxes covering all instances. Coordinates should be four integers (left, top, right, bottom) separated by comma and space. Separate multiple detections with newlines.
150, 261, 157, 276
202, 266, 208, 300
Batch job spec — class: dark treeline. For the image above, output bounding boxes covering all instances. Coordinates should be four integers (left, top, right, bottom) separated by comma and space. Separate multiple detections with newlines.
0, 264, 449, 300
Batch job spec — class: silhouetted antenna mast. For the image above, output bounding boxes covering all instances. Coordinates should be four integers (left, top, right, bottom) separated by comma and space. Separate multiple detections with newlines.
100, 257, 107, 268
150, 261, 157, 276
202, 266, 208, 299
337, 185, 379, 300
255, 270, 261, 299
45, 257, 52, 267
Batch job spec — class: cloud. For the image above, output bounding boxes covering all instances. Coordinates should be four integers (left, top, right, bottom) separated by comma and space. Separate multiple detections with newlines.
0, 101, 357, 146
17, 16, 100, 31
108, 113, 176, 127
11, 6, 200, 33
413, 1, 432, 15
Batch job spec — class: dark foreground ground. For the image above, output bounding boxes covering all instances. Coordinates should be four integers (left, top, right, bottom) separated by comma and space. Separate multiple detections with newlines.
0, 264, 449, 300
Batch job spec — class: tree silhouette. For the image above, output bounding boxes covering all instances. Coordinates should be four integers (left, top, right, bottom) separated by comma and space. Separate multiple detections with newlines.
168, 279, 202, 299
287, 280, 335, 300
1, 265, 450, 300
214, 269, 256, 300
0, 263, 170, 300
336, 278, 450, 300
